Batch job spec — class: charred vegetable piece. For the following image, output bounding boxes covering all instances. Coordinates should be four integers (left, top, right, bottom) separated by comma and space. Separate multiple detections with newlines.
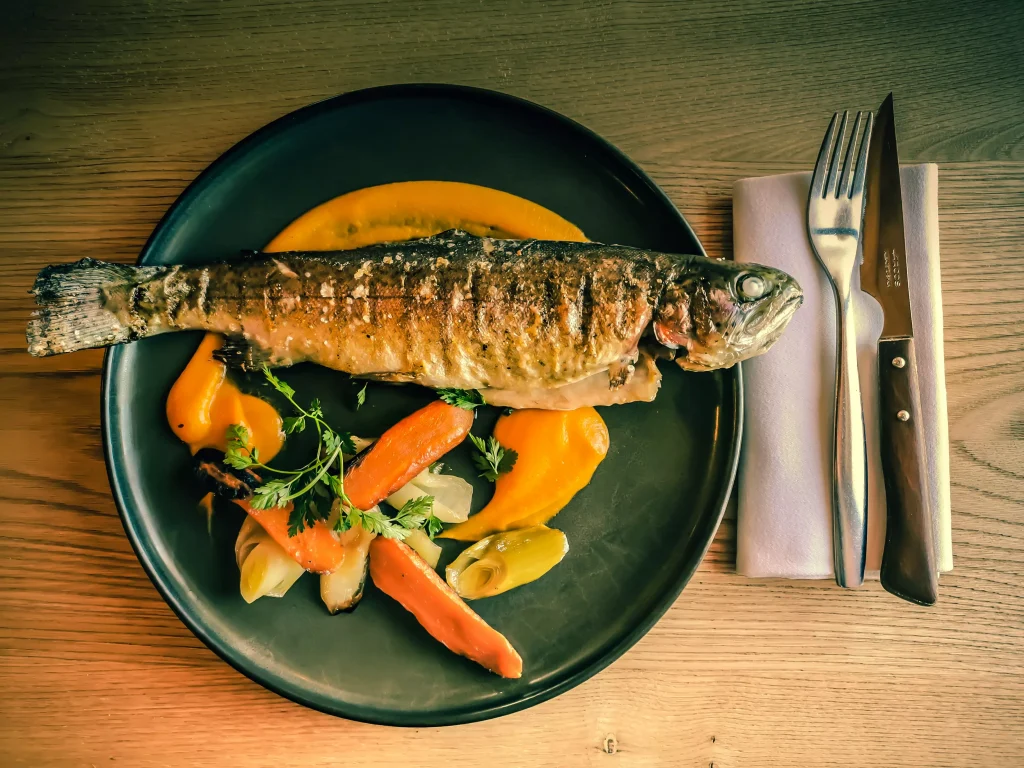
369, 537, 522, 678
446, 526, 568, 600
193, 447, 261, 499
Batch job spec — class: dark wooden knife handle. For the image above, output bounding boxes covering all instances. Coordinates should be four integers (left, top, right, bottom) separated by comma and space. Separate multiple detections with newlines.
878, 337, 938, 606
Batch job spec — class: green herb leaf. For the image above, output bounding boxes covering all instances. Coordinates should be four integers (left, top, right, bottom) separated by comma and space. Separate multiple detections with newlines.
393, 495, 434, 529
307, 398, 323, 420
355, 507, 410, 540
355, 382, 367, 410
252, 478, 293, 509
223, 448, 253, 470
322, 429, 341, 455
261, 366, 296, 399
288, 493, 329, 536
497, 447, 518, 475
226, 423, 249, 449
283, 415, 305, 434
426, 514, 444, 539
469, 434, 517, 482
437, 388, 485, 411
333, 509, 353, 534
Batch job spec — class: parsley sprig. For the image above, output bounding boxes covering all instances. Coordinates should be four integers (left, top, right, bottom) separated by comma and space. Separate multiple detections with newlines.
469, 434, 518, 482
437, 388, 485, 410
225, 367, 442, 539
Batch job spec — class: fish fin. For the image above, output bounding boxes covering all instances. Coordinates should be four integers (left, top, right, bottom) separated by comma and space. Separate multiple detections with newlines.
27, 258, 161, 357
212, 336, 274, 371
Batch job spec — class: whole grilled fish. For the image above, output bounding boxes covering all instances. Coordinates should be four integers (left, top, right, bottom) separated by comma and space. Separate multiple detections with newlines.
27, 230, 801, 408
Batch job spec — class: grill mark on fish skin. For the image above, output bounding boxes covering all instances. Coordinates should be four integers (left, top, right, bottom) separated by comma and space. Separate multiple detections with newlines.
580, 271, 595, 353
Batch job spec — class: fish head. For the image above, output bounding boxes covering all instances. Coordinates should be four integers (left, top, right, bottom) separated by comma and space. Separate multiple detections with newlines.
653, 259, 802, 370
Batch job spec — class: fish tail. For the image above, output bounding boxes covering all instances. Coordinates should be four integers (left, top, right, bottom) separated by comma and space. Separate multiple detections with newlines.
27, 258, 164, 357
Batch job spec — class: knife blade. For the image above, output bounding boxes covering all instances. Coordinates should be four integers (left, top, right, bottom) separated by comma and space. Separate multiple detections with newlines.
861, 93, 938, 606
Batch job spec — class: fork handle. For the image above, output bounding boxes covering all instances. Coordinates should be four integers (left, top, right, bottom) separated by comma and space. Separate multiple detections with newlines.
831, 284, 869, 588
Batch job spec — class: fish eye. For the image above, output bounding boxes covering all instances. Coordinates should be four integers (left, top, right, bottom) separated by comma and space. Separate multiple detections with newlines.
737, 274, 767, 301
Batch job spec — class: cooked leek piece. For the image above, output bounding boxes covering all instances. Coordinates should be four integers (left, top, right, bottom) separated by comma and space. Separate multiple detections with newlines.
446, 525, 568, 600
234, 516, 305, 603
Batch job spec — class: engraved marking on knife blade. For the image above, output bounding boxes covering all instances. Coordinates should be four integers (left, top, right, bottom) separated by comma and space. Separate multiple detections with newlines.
883, 248, 905, 290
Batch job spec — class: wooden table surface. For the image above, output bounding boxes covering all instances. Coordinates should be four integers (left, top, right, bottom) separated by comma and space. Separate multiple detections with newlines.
2, 1, 1023, 765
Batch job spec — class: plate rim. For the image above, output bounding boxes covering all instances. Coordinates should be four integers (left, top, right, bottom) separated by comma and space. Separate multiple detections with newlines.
100, 82, 742, 726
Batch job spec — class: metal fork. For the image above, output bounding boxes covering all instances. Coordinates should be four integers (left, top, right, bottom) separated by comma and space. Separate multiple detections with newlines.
807, 110, 873, 589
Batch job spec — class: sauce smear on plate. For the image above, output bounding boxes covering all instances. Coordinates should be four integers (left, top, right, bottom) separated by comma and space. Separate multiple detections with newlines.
167, 333, 284, 460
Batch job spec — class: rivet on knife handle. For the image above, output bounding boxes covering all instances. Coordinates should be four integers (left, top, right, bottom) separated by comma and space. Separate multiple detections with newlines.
878, 337, 938, 605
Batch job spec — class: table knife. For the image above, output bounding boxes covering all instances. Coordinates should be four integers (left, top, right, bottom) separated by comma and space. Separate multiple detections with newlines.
861, 93, 938, 606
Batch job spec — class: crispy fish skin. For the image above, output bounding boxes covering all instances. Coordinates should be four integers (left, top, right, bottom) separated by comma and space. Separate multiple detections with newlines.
27, 230, 803, 405
197, 236, 661, 391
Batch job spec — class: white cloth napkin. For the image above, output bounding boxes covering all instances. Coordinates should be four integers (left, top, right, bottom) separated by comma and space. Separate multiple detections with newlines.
733, 164, 952, 579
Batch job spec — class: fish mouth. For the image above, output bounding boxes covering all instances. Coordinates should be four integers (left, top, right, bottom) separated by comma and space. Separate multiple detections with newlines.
750, 285, 803, 352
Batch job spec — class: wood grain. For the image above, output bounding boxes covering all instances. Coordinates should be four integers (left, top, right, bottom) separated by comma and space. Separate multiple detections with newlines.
2, 0, 1023, 765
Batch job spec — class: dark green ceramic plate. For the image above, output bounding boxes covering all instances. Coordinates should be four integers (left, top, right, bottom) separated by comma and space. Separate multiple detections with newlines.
102, 84, 740, 726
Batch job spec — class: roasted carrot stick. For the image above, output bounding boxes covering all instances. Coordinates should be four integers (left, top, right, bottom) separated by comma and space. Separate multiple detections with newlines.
369, 537, 523, 678
345, 400, 474, 511
234, 500, 346, 574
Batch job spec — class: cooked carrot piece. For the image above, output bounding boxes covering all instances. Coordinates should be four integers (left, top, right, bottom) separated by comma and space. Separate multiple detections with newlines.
234, 500, 346, 574
369, 537, 523, 678
345, 400, 474, 511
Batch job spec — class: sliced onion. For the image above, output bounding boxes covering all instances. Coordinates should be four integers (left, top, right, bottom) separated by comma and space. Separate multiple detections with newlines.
385, 469, 473, 524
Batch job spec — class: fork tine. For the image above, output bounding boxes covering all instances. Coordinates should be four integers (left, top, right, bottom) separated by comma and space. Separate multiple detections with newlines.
837, 112, 864, 198
850, 111, 873, 198
810, 112, 840, 198
825, 111, 849, 199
